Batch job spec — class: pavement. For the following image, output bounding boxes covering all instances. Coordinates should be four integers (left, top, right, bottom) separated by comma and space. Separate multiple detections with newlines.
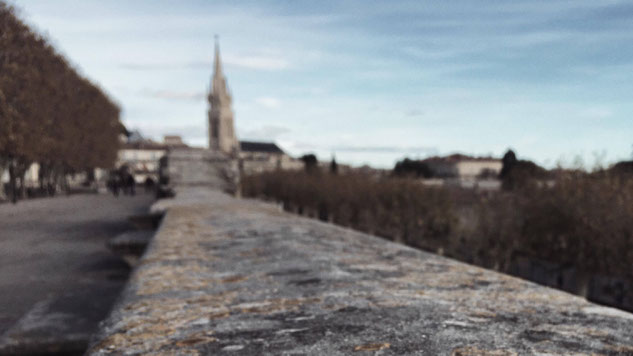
0, 192, 154, 354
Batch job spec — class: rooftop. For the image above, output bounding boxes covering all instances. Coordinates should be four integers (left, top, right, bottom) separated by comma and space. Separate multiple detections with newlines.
240, 140, 285, 154
422, 154, 500, 164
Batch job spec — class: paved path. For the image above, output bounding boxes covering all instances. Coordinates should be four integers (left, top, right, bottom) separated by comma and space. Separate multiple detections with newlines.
0, 192, 154, 337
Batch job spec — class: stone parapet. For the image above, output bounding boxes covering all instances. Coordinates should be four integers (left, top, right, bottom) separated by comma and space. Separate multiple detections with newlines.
165, 148, 239, 194
88, 188, 633, 355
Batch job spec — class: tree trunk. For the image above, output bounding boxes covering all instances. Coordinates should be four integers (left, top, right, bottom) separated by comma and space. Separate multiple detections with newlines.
318, 203, 329, 222
501, 248, 515, 273
9, 161, 17, 204
13, 160, 29, 200
18, 170, 26, 199
575, 269, 592, 299
0, 162, 7, 201
39, 163, 49, 194
61, 170, 70, 195
86, 168, 95, 184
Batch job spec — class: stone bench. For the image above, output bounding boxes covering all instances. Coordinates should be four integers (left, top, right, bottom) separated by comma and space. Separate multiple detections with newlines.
88, 187, 633, 355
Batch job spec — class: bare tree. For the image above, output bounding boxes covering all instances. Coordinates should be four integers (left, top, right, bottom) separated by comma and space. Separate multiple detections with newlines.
0, 2, 121, 202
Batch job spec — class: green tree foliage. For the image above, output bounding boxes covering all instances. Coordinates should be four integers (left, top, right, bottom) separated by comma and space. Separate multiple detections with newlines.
393, 158, 433, 178
609, 160, 633, 176
300, 153, 318, 173
499, 149, 517, 178
499, 149, 549, 190
0, 2, 122, 202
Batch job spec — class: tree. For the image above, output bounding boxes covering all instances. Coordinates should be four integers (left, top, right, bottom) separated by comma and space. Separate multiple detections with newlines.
393, 158, 433, 178
300, 154, 318, 173
499, 149, 517, 179
609, 160, 633, 176
0, 3, 121, 202
499, 149, 549, 190
329, 156, 338, 175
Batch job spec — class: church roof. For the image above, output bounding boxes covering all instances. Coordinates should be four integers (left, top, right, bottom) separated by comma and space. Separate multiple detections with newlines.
239, 141, 284, 154
422, 154, 499, 163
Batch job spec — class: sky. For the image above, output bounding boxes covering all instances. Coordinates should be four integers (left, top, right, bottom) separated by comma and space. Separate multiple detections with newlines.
11, 0, 633, 168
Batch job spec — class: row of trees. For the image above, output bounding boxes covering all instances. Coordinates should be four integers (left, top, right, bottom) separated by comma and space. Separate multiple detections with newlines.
393, 158, 433, 178
0, 2, 122, 202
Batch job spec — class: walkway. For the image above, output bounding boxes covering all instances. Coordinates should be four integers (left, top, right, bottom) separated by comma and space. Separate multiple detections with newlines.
0, 192, 154, 353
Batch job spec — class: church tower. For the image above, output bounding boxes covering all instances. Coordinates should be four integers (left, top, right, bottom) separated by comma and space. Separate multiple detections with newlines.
208, 37, 239, 155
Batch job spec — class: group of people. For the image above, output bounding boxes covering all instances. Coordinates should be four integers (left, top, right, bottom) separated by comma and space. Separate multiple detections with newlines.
106, 166, 158, 197
106, 167, 136, 196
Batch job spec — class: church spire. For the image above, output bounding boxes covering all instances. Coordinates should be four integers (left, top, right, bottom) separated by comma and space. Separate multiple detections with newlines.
212, 35, 224, 92
208, 35, 238, 155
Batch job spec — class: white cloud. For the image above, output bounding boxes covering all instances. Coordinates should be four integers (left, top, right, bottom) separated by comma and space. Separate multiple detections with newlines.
255, 96, 281, 109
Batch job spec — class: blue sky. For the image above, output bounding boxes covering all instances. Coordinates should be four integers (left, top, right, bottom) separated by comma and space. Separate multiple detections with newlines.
12, 0, 633, 168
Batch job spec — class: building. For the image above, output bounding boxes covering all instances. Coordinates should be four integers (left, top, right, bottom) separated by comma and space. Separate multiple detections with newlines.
239, 141, 303, 175
206, 38, 300, 175
117, 140, 166, 184
116, 134, 188, 184
163, 135, 187, 148
208, 37, 239, 155
422, 154, 502, 179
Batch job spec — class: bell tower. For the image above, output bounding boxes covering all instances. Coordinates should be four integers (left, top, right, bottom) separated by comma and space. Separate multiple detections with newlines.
208, 36, 239, 155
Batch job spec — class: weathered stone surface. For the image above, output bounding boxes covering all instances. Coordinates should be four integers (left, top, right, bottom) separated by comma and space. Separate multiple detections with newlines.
88, 188, 633, 355
167, 148, 239, 194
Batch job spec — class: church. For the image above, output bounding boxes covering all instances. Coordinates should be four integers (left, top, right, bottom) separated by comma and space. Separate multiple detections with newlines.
207, 38, 302, 174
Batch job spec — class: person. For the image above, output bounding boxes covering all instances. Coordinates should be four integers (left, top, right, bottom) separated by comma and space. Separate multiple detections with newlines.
144, 177, 155, 193
118, 166, 131, 195
107, 171, 119, 197
127, 174, 136, 196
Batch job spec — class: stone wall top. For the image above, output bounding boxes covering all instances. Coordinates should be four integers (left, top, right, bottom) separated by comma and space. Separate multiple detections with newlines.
88, 187, 633, 355
164, 148, 239, 194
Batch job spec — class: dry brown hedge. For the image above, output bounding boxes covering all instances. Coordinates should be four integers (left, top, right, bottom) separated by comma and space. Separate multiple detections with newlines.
243, 170, 633, 286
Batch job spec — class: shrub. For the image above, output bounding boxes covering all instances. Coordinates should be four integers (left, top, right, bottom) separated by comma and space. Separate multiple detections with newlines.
242, 171, 458, 252
471, 172, 633, 291
243, 169, 633, 296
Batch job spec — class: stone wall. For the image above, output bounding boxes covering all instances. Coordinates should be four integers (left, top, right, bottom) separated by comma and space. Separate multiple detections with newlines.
165, 147, 239, 194
87, 186, 633, 355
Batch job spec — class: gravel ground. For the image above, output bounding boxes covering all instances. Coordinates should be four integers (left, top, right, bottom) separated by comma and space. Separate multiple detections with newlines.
0, 192, 154, 335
